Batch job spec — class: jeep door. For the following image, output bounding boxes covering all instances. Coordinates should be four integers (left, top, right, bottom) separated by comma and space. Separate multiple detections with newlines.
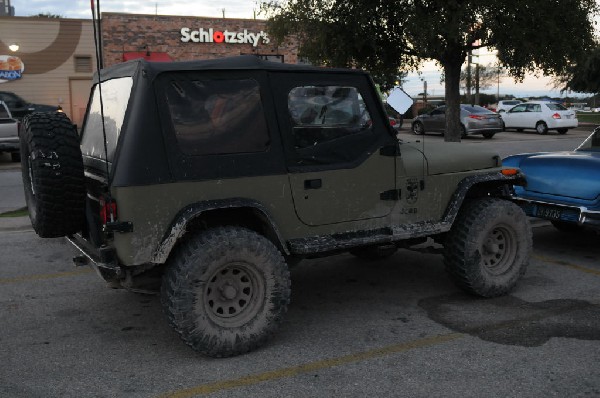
270, 72, 397, 226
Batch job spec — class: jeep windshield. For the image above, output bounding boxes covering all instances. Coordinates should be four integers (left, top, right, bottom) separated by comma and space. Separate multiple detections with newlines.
80, 77, 133, 162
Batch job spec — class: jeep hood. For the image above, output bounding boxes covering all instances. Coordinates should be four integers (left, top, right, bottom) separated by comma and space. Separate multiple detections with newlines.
506, 151, 600, 200
404, 141, 499, 175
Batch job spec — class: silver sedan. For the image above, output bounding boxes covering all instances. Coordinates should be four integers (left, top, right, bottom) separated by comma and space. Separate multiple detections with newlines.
412, 104, 504, 139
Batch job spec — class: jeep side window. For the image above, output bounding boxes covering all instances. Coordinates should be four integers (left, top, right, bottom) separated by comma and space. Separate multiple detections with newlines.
165, 78, 270, 156
288, 86, 372, 149
80, 77, 134, 162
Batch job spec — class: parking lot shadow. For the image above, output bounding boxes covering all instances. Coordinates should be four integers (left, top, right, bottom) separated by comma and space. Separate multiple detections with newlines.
419, 293, 600, 347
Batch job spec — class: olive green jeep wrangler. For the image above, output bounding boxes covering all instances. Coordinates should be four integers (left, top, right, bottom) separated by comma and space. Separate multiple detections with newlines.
20, 56, 531, 357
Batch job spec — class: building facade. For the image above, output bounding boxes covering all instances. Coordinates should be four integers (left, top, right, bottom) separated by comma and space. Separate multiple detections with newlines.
0, 16, 96, 126
101, 13, 298, 67
0, 12, 299, 127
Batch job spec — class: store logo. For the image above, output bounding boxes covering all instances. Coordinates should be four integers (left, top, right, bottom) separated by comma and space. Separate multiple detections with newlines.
0, 55, 24, 83
180, 27, 270, 47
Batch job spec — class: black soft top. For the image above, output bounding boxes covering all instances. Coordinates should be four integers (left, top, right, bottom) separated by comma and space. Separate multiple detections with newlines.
96, 55, 368, 82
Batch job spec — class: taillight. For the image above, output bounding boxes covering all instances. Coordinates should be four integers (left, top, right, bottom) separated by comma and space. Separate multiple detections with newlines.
552, 113, 561, 119
389, 118, 397, 126
468, 115, 485, 120
99, 198, 117, 224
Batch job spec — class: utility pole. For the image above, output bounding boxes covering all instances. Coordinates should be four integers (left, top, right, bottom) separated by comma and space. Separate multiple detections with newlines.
466, 53, 472, 104
423, 80, 428, 107
475, 63, 480, 106
497, 65, 500, 102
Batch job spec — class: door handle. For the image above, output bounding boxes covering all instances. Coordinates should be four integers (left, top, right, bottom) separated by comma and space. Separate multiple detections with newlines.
304, 179, 322, 190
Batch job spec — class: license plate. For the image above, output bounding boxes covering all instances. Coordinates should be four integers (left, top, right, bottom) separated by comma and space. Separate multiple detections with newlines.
536, 206, 562, 220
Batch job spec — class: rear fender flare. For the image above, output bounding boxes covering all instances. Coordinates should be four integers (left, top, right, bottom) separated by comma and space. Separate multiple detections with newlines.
150, 198, 288, 264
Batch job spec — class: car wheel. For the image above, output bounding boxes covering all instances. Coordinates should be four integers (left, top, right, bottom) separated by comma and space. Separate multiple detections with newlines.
461, 125, 467, 138
412, 121, 425, 135
443, 198, 531, 297
482, 132, 495, 139
535, 122, 548, 135
19, 112, 85, 238
161, 226, 291, 357
350, 244, 398, 261
557, 128, 568, 134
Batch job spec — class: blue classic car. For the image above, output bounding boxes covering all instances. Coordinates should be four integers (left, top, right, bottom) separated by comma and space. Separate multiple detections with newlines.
503, 128, 600, 232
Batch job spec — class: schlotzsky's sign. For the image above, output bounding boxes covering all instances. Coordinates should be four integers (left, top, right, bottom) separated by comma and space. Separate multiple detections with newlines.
181, 27, 270, 47
0, 55, 24, 83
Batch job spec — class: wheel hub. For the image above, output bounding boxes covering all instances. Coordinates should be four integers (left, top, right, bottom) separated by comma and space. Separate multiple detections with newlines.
220, 283, 238, 300
481, 225, 517, 275
204, 263, 262, 324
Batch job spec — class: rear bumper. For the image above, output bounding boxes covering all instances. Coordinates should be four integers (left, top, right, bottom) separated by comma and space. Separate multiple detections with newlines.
512, 197, 600, 229
0, 137, 19, 151
547, 119, 578, 129
66, 233, 122, 281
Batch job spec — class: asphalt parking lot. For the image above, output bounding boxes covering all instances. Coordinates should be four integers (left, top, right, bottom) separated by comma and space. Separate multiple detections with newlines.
1, 125, 599, 397
1, 224, 599, 397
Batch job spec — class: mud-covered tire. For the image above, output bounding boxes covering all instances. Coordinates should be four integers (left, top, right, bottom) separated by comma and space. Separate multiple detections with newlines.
443, 198, 532, 297
161, 227, 291, 357
350, 244, 398, 260
20, 112, 85, 238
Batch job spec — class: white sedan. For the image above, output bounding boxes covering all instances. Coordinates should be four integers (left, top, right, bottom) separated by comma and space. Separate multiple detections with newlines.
501, 101, 577, 134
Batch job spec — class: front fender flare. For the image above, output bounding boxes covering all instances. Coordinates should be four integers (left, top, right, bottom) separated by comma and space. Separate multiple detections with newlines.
442, 171, 526, 225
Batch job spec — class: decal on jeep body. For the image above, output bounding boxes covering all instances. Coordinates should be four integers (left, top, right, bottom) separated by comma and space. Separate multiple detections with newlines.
406, 178, 419, 204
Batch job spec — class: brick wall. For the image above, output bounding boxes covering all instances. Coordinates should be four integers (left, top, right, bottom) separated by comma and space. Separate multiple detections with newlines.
101, 13, 299, 66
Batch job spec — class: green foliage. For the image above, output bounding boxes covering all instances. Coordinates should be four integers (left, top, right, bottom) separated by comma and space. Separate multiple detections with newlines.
556, 46, 600, 94
31, 12, 62, 18
263, 0, 598, 141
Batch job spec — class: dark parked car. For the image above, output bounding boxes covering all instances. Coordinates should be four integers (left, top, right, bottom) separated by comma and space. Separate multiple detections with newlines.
412, 104, 503, 139
0, 91, 62, 120
503, 127, 600, 232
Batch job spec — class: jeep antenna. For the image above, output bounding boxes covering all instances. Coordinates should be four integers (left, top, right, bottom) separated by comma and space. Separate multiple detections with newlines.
90, 0, 115, 222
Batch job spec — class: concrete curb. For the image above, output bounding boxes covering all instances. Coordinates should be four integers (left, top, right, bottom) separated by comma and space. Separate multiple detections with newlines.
0, 216, 33, 233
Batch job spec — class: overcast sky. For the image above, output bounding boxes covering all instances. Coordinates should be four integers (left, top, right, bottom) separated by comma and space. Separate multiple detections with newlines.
11, 0, 589, 98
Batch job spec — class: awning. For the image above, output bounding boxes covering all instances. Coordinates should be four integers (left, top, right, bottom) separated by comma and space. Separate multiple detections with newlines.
122, 52, 173, 62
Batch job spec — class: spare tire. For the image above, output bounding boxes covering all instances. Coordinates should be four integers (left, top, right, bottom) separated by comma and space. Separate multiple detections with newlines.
20, 112, 85, 238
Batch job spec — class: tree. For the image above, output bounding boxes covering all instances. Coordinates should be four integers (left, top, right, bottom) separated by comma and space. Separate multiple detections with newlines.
31, 12, 62, 18
555, 46, 600, 94
263, 0, 598, 142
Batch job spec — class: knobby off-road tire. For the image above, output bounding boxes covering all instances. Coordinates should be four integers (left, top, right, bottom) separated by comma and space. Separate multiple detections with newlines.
443, 198, 532, 297
20, 112, 85, 238
161, 227, 291, 357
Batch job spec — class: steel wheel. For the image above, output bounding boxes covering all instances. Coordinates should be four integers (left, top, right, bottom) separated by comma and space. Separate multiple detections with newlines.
204, 262, 264, 327
481, 225, 517, 276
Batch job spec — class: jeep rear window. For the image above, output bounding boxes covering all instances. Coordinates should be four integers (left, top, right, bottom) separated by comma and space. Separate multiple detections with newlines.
165, 78, 269, 156
80, 77, 133, 162
288, 86, 372, 148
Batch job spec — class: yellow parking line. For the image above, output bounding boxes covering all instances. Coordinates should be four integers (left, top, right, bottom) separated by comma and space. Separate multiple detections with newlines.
534, 254, 600, 276
158, 333, 463, 398
0, 268, 93, 284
